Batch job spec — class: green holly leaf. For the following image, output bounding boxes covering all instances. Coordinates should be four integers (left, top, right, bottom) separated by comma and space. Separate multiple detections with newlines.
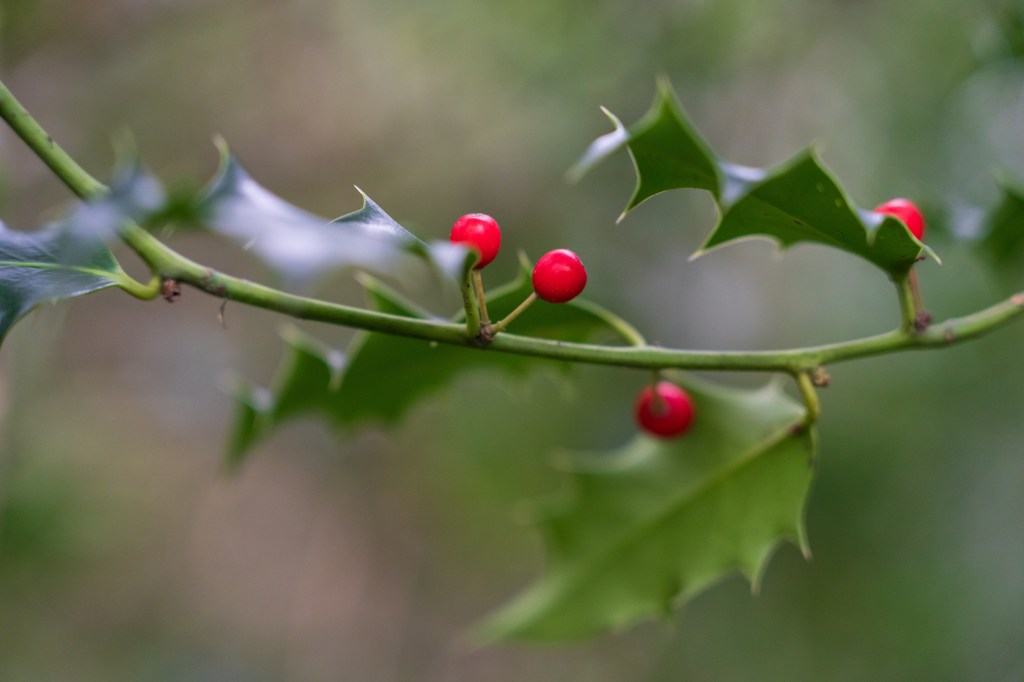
573, 79, 937, 276
225, 259, 644, 466
335, 266, 639, 426
477, 376, 815, 641
0, 219, 123, 345
223, 379, 273, 470
974, 181, 1024, 270
0, 161, 166, 346
697, 151, 934, 272
200, 147, 472, 283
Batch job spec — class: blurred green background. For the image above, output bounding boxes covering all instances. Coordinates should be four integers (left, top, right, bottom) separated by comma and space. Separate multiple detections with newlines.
1, 0, 1024, 679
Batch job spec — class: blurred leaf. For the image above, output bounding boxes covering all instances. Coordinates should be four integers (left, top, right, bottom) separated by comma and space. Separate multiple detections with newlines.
225, 259, 643, 466
0, 160, 177, 345
0, 464, 81, 569
0, 220, 122, 345
478, 376, 815, 641
975, 181, 1024, 269
223, 379, 274, 470
70, 159, 167, 239
977, 2, 1024, 63
574, 79, 935, 276
199, 148, 473, 283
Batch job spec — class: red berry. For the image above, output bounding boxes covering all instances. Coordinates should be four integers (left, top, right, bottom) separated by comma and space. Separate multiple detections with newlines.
874, 198, 925, 241
635, 381, 695, 439
532, 249, 587, 303
450, 213, 501, 269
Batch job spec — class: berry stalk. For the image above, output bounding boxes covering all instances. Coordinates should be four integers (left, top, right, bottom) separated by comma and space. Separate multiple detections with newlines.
794, 370, 820, 427
485, 292, 538, 338
459, 267, 482, 338
473, 270, 491, 327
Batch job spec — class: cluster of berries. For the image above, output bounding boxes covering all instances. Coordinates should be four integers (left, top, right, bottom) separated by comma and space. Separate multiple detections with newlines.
449, 212, 695, 439
447, 198, 925, 441
449, 213, 587, 303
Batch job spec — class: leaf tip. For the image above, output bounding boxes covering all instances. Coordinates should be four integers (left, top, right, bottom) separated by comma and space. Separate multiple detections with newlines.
568, 105, 629, 183
353, 270, 377, 289
922, 243, 942, 265
110, 128, 139, 164
515, 249, 534, 274
212, 134, 231, 159
219, 372, 274, 473
654, 73, 676, 98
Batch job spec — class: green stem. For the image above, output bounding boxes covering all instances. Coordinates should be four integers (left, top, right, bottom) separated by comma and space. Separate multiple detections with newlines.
2, 76, 1024, 376
908, 267, 931, 330
488, 293, 538, 336
113, 270, 162, 300
0, 78, 105, 200
794, 371, 819, 426
593, 301, 647, 347
459, 268, 482, 339
472, 270, 491, 327
893, 272, 917, 333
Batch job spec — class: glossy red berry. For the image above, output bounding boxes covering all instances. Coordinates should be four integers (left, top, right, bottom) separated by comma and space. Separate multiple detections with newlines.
450, 213, 501, 269
532, 249, 587, 303
635, 381, 695, 439
874, 198, 925, 241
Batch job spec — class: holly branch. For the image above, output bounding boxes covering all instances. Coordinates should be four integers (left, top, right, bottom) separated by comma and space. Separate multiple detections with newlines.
3, 73, 1024, 641
0, 77, 1021, 380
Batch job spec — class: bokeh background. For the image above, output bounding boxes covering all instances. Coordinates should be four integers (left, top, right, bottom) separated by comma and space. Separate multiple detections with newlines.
2, 0, 1024, 679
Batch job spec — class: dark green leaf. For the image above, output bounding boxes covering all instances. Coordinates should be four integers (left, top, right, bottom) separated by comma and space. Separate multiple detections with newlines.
478, 376, 816, 641
223, 378, 273, 470
974, 181, 1024, 269
225, 260, 643, 465
0, 158, 181, 344
333, 267, 639, 427
574, 79, 936, 276
0, 219, 124, 345
699, 151, 934, 273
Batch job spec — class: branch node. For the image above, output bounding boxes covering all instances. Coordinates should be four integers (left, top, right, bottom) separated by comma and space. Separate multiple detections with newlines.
811, 366, 831, 387
161, 278, 181, 303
